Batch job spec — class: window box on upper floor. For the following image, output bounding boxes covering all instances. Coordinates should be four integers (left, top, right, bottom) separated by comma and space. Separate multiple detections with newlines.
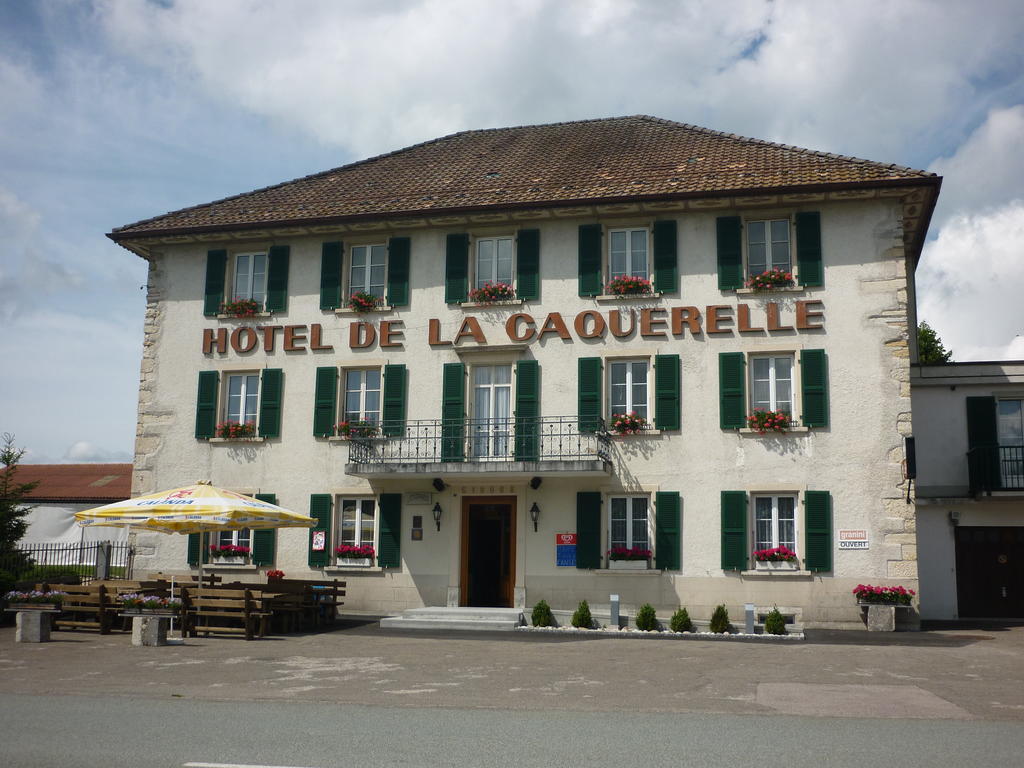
195, 369, 283, 441
578, 220, 677, 297
445, 230, 539, 305
719, 350, 828, 432
716, 212, 823, 291
577, 355, 680, 434
314, 364, 406, 440
204, 246, 290, 316
319, 238, 410, 311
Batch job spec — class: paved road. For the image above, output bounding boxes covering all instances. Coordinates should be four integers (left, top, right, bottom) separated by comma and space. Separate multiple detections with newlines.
3, 693, 1024, 768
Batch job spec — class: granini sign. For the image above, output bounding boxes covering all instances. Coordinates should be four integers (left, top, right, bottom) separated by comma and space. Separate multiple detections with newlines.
201, 300, 824, 355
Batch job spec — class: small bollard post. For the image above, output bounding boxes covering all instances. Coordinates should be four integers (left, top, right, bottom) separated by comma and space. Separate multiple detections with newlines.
610, 594, 620, 629
745, 603, 755, 634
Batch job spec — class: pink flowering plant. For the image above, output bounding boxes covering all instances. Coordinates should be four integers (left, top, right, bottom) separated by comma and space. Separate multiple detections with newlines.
266, 569, 285, 580
753, 545, 798, 563
4, 590, 67, 605
468, 282, 516, 303
747, 409, 791, 434
347, 291, 380, 313
216, 421, 256, 439
607, 546, 653, 561
209, 544, 251, 558
611, 412, 648, 434
336, 420, 378, 439
746, 267, 795, 291
606, 275, 653, 296
853, 584, 916, 606
220, 298, 261, 317
119, 593, 183, 611
335, 544, 376, 559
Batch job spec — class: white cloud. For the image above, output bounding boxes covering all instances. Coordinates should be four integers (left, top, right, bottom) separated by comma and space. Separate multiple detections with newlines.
917, 202, 1024, 361
62, 441, 132, 463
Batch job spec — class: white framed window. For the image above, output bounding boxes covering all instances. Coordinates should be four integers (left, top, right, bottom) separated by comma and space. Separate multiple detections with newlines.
609, 359, 649, 420
470, 364, 513, 458
475, 236, 514, 290
753, 495, 797, 552
609, 496, 650, 551
997, 399, 1024, 487
608, 228, 649, 281
337, 498, 376, 549
349, 244, 387, 298
232, 252, 268, 304
217, 529, 252, 550
343, 369, 382, 424
750, 355, 793, 415
746, 219, 792, 277
225, 373, 260, 425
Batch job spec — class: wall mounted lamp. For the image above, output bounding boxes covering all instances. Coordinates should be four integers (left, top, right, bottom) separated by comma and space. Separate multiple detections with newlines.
529, 476, 542, 490
530, 502, 540, 532
432, 478, 446, 492
432, 502, 443, 531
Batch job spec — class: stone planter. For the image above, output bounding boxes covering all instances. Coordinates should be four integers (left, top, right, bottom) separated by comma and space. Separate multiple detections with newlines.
608, 559, 650, 571
859, 602, 913, 632
337, 557, 373, 567
754, 560, 799, 572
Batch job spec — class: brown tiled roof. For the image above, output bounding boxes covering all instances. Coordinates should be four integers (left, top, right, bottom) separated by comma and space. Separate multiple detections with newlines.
15, 464, 132, 503
110, 115, 938, 239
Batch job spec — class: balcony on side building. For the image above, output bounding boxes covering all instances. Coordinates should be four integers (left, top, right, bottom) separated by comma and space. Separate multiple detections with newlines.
345, 416, 612, 478
968, 445, 1024, 495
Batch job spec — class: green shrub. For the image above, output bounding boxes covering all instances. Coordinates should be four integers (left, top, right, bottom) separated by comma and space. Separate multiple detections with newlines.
571, 599, 593, 629
531, 599, 554, 627
635, 603, 658, 631
669, 607, 693, 633
709, 604, 731, 634
0, 568, 14, 596
764, 607, 787, 635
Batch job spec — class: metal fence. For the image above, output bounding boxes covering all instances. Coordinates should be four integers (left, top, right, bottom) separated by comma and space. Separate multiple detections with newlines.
968, 444, 1024, 494
0, 541, 135, 585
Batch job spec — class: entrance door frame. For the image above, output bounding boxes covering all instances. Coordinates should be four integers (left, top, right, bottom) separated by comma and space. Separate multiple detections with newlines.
460, 495, 517, 607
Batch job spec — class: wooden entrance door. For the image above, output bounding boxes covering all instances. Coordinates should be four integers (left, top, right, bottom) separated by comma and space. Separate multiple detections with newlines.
955, 526, 1024, 618
460, 496, 516, 607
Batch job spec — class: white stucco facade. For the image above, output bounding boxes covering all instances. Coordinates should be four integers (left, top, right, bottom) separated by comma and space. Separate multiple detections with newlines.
125, 190, 924, 629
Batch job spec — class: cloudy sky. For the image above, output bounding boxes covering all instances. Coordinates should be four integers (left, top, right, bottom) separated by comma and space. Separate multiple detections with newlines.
1, 0, 1023, 464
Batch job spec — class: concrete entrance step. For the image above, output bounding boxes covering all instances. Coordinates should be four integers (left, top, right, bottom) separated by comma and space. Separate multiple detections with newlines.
380, 606, 524, 632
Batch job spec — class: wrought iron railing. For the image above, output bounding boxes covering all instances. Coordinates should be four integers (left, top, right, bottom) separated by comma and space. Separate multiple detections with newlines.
967, 444, 1024, 494
0, 541, 135, 586
347, 416, 611, 466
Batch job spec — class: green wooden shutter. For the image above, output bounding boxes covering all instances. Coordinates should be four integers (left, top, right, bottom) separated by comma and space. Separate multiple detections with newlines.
576, 491, 602, 569
716, 216, 743, 290
258, 368, 283, 438
578, 224, 602, 297
800, 349, 829, 427
804, 490, 832, 572
265, 245, 290, 312
382, 364, 407, 437
195, 371, 219, 439
445, 233, 469, 303
387, 237, 411, 307
655, 491, 681, 571
966, 396, 1000, 493
441, 362, 465, 461
378, 493, 402, 569
577, 357, 603, 433
187, 533, 201, 566
252, 494, 277, 567
308, 494, 332, 568
320, 241, 343, 310
721, 491, 748, 571
652, 219, 678, 293
796, 211, 823, 287
516, 228, 540, 301
514, 359, 540, 461
203, 250, 227, 316
719, 353, 746, 429
654, 354, 681, 430
313, 366, 338, 437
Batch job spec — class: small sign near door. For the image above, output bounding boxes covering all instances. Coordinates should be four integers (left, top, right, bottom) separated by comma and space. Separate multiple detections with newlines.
556, 533, 577, 567
838, 529, 869, 550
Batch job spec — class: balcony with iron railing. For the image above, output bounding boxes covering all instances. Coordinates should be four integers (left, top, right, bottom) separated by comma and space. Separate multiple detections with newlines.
345, 416, 612, 478
967, 444, 1024, 495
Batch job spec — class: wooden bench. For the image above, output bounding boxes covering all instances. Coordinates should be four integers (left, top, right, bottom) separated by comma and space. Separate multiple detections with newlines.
49, 584, 116, 634
271, 579, 346, 629
183, 587, 270, 641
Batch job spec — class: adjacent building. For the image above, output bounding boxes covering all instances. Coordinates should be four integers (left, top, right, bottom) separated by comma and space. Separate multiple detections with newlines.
108, 116, 940, 628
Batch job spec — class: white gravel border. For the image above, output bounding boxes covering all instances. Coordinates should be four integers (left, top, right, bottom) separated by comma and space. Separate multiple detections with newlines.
515, 625, 805, 641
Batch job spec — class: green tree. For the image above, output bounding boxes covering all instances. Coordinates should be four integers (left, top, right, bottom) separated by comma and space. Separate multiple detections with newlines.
0, 433, 37, 556
918, 321, 952, 364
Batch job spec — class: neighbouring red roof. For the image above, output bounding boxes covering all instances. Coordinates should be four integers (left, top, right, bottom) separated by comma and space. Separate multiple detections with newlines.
110, 115, 938, 240
14, 464, 132, 503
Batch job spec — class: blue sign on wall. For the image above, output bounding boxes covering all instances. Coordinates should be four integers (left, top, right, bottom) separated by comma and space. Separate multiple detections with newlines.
556, 544, 576, 567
